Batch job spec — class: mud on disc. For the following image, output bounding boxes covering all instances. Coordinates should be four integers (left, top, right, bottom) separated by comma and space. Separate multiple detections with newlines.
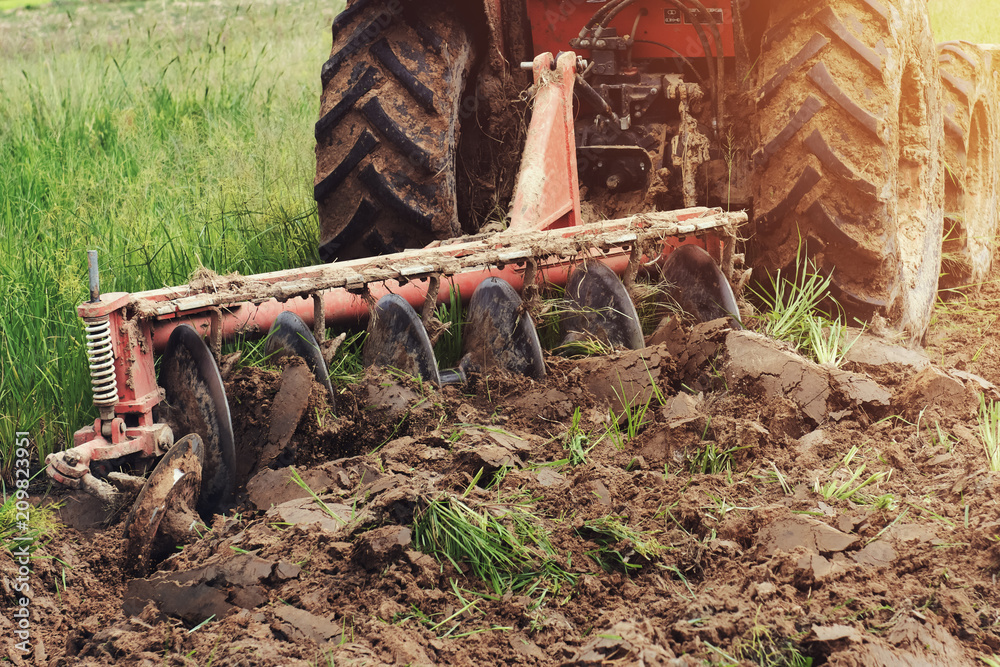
462, 277, 545, 379
159, 324, 236, 515
363, 294, 442, 386
122, 434, 204, 576
265, 311, 336, 406
563, 261, 644, 350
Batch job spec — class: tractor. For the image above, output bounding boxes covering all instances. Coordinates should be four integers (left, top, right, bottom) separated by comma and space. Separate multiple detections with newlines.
45, 0, 998, 568
316, 0, 997, 341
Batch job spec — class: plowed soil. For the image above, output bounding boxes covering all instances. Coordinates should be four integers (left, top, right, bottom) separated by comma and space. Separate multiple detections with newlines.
7, 278, 1000, 666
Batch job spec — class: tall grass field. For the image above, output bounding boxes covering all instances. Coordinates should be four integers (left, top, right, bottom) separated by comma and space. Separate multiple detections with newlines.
0, 0, 998, 479
0, 0, 339, 476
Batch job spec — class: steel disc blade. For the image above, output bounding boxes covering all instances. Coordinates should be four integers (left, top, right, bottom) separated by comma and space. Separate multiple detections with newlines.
122, 434, 204, 576
563, 261, 644, 350
363, 294, 442, 386
462, 277, 545, 379
159, 324, 236, 514
265, 311, 336, 406
661, 245, 742, 328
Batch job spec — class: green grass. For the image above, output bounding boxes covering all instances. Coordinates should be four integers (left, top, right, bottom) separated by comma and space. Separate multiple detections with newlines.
563, 407, 601, 465
749, 244, 863, 367
978, 394, 1000, 472
1, 488, 63, 556
412, 494, 576, 597
433, 286, 465, 369
0, 0, 50, 9
578, 515, 664, 574
0, 0, 339, 477
929, 1, 1000, 43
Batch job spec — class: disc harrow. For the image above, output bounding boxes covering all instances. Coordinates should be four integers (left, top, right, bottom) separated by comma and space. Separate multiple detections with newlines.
45, 48, 747, 574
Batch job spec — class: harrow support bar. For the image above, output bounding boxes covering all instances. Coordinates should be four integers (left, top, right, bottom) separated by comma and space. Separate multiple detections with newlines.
142, 208, 740, 347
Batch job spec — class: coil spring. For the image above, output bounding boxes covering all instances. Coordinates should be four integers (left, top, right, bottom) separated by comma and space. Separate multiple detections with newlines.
85, 316, 118, 407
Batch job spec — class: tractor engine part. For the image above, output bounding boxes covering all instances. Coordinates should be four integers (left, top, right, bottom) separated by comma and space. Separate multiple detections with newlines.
529, 0, 733, 210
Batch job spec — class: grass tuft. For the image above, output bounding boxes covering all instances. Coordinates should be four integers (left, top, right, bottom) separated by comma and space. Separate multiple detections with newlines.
1, 490, 63, 556
979, 394, 1000, 472
751, 244, 859, 367
563, 407, 601, 465
579, 515, 664, 573
735, 623, 814, 667
412, 494, 576, 597
432, 286, 464, 369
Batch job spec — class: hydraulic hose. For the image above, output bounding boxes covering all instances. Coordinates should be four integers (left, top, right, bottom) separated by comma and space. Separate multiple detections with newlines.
582, 0, 724, 139
597, 0, 638, 35
658, 0, 719, 131
626, 9, 647, 69
684, 0, 726, 134
583, 0, 630, 35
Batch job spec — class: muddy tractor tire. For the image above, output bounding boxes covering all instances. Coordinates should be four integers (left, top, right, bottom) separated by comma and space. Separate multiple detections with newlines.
751, 0, 944, 341
937, 41, 999, 288
315, 0, 477, 262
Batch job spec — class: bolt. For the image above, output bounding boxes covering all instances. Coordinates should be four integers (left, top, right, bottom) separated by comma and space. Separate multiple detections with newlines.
651, 87, 659, 96
606, 174, 622, 191
580, 39, 591, 48
596, 40, 606, 48
635, 111, 643, 119
156, 425, 175, 454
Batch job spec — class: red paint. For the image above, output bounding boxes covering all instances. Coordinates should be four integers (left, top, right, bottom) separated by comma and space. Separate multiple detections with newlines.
526, 0, 735, 60
508, 52, 583, 233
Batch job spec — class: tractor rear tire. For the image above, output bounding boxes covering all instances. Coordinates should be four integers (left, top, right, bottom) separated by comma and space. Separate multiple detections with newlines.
315, 0, 476, 262
937, 41, 999, 288
751, 0, 944, 341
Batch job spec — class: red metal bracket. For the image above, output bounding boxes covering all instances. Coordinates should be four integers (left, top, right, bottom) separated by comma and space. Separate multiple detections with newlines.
509, 51, 583, 233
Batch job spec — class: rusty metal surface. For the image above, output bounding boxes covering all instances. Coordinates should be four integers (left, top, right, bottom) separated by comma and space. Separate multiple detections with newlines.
136, 208, 744, 320
159, 324, 235, 514
122, 434, 204, 577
